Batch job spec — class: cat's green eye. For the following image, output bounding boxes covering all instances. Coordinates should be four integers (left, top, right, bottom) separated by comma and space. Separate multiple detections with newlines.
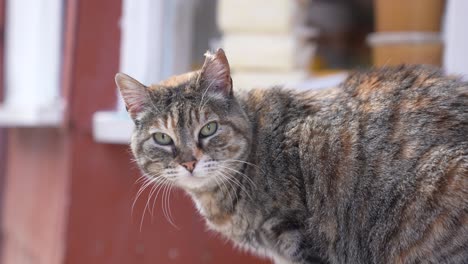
153, 132, 173, 145
200, 122, 218, 138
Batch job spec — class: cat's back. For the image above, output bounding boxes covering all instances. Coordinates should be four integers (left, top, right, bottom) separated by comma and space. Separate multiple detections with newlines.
337, 65, 467, 158
346, 66, 466, 263
300, 66, 468, 263
342, 65, 466, 137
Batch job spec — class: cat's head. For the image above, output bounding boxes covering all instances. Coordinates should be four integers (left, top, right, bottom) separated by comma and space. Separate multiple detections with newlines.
116, 49, 252, 192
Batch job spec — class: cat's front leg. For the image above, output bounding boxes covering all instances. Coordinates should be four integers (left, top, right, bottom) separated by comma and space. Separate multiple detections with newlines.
260, 212, 325, 264
272, 254, 301, 264
267, 229, 324, 264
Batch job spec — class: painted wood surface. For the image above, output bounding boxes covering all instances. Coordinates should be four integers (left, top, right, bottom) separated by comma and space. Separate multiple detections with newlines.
0, 0, 270, 262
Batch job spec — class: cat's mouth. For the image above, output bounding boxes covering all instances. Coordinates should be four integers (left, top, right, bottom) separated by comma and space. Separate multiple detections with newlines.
157, 159, 237, 191
169, 163, 218, 190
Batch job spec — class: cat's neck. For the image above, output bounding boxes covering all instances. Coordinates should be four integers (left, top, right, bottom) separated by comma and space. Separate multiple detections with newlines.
189, 181, 240, 227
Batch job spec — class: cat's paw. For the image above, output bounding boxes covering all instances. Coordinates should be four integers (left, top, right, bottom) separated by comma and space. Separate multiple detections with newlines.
260, 216, 304, 262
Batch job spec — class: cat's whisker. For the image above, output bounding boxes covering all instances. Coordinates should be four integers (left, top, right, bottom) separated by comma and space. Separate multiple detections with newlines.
215, 171, 236, 208
161, 180, 179, 229
147, 177, 167, 216
140, 177, 166, 231
223, 159, 268, 178
146, 180, 159, 217
209, 171, 230, 206
198, 78, 217, 113
138, 174, 167, 231
211, 171, 221, 188
163, 180, 172, 225
217, 171, 243, 208
222, 166, 258, 190
200, 94, 216, 112
150, 177, 170, 218
219, 170, 247, 191
163, 182, 171, 225
134, 176, 147, 184
139, 185, 155, 231
217, 169, 254, 202
134, 172, 155, 185
223, 159, 268, 181
147, 92, 162, 115
223, 159, 261, 170
161, 182, 167, 225
217, 163, 258, 190
133, 175, 148, 187
166, 182, 180, 229
199, 82, 223, 111
129, 157, 139, 164
214, 171, 234, 207
132, 175, 160, 217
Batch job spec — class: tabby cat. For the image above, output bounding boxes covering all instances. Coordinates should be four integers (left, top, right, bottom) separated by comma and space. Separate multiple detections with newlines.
116, 49, 467, 264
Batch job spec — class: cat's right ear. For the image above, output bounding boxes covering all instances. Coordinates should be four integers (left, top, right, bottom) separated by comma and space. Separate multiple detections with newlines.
115, 73, 148, 119
197, 49, 232, 96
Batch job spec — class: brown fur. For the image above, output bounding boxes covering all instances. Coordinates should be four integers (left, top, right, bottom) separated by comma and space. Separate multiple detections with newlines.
117, 50, 468, 264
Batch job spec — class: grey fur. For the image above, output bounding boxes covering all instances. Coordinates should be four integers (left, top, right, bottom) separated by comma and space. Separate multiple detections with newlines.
117, 50, 468, 264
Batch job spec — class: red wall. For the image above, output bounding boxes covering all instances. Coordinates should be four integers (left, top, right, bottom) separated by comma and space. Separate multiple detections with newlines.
63, 1, 268, 263
2, 128, 69, 264
0, 0, 269, 264
0, 0, 6, 259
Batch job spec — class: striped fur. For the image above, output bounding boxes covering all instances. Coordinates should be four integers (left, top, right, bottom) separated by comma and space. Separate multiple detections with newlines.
118, 50, 468, 264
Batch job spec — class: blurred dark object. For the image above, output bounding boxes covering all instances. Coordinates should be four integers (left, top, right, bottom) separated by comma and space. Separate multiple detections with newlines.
308, 0, 373, 71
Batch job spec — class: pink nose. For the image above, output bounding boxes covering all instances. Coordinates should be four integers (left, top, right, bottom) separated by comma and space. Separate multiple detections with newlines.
181, 160, 197, 173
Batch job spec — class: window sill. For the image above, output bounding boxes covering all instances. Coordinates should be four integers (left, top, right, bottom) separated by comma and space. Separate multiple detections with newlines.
92, 111, 134, 144
0, 101, 64, 127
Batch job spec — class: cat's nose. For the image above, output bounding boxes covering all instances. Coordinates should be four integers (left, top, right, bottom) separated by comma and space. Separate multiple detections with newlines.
181, 160, 197, 173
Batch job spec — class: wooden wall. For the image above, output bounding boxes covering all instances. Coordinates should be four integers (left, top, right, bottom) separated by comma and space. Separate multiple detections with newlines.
0, 0, 269, 263
0, 0, 6, 259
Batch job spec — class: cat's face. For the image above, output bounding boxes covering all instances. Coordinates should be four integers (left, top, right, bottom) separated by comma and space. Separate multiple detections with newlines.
117, 49, 251, 192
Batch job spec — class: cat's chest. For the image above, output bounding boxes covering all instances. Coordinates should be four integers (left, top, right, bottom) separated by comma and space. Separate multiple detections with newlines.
192, 192, 248, 239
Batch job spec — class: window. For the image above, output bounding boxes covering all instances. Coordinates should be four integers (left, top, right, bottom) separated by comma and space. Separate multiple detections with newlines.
93, 0, 212, 143
0, 0, 64, 126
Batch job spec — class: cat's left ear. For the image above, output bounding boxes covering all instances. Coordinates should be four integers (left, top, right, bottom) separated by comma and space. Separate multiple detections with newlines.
197, 48, 233, 96
115, 73, 149, 119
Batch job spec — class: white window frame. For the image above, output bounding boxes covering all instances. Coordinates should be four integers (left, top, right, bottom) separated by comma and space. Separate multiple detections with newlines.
93, 0, 197, 144
443, 0, 468, 79
0, 0, 64, 126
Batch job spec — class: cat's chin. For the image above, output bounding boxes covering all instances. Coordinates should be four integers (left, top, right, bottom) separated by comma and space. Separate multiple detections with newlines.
174, 173, 218, 192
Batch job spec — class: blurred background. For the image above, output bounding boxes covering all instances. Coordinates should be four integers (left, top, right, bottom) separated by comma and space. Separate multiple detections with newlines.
0, 0, 466, 263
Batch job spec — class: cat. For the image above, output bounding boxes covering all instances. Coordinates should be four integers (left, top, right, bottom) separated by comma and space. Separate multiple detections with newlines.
116, 49, 467, 264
